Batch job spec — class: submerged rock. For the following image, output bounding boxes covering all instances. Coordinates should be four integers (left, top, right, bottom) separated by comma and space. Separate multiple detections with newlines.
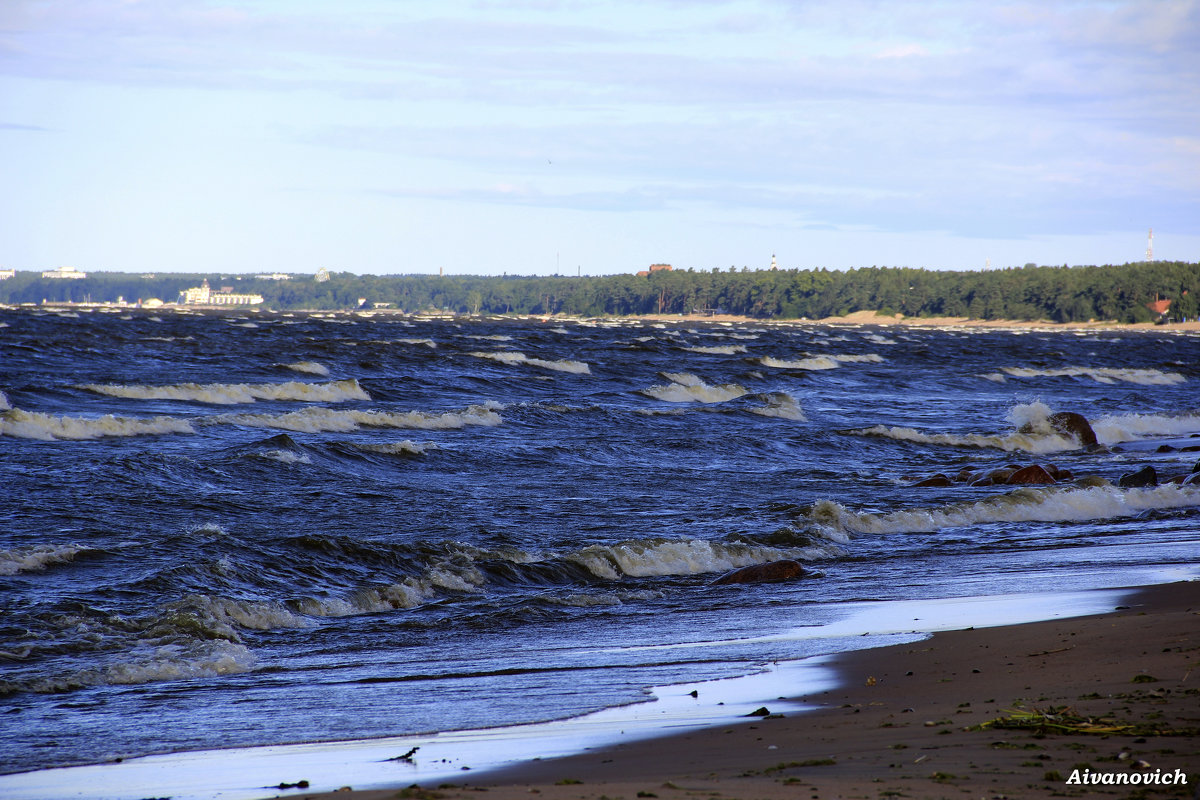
712, 559, 808, 585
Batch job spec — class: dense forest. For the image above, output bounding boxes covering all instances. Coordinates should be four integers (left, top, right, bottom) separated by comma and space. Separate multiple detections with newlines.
2, 261, 1197, 323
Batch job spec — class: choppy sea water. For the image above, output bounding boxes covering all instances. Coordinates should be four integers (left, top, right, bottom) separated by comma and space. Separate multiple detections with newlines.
2, 308, 1199, 785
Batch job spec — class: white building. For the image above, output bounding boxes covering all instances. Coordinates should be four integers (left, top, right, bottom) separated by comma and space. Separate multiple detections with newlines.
180, 280, 264, 306
0, 269, 14, 280
42, 266, 87, 279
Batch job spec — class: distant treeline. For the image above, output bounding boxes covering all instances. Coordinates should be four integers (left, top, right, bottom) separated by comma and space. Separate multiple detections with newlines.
3, 261, 1198, 323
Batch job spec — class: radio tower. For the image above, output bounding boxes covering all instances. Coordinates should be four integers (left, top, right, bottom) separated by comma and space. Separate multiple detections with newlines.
1146, 228, 1154, 261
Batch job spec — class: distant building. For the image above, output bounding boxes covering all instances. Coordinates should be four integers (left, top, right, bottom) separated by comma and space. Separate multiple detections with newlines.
638, 263, 673, 277
256, 273, 292, 281
180, 279, 264, 306
42, 266, 87, 279
0, 269, 14, 281
314, 268, 331, 283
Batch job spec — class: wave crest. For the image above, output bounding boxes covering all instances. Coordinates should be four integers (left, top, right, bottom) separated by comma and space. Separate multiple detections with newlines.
80, 378, 370, 405
470, 351, 591, 374
810, 483, 1200, 535
641, 373, 747, 403
1, 408, 195, 440
215, 402, 503, 433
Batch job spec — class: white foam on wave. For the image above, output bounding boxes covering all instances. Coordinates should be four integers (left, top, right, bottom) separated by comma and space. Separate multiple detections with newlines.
999, 366, 1186, 385
0, 390, 10, 410
565, 537, 837, 580
102, 641, 259, 686
761, 353, 883, 370
256, 449, 312, 464
396, 338, 437, 348
811, 482, 1200, 536
760, 355, 840, 370
215, 402, 503, 433
470, 350, 591, 374
0, 408, 196, 440
298, 566, 488, 616
849, 424, 1076, 453
80, 378, 370, 405
684, 345, 748, 355
641, 372, 747, 403
0, 544, 85, 576
749, 392, 807, 421
1092, 411, 1200, 444
848, 401, 1084, 454
353, 440, 438, 456
284, 361, 330, 376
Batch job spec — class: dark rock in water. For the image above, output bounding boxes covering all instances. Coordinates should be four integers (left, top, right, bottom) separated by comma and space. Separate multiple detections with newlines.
1047, 411, 1098, 448
745, 706, 771, 717
1006, 465, 1057, 485
1045, 464, 1073, 482
1186, 473, 1200, 485
1193, 460, 1200, 473
712, 559, 808, 585
1157, 444, 1177, 452
1118, 466, 1158, 488
914, 474, 953, 487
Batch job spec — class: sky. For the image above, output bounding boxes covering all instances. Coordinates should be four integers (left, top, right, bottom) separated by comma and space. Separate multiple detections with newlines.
2, 0, 1198, 276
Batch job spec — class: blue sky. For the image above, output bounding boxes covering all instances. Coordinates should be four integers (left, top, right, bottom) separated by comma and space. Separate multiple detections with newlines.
2, 0, 1198, 276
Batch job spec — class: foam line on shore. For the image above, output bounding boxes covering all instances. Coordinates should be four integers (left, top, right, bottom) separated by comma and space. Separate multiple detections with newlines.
0, 584, 1145, 800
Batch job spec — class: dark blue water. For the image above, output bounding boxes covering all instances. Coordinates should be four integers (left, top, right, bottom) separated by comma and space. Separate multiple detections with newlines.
2, 308, 1198, 775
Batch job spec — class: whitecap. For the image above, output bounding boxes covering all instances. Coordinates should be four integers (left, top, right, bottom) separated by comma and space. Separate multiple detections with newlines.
1000, 366, 1186, 386
470, 351, 591, 374
284, 361, 330, 377
215, 402, 503, 433
565, 537, 837, 580
811, 483, 1200, 536
684, 345, 748, 355
80, 378, 370, 405
641, 373, 747, 403
749, 392, 807, 421
0, 408, 196, 440
0, 544, 84, 576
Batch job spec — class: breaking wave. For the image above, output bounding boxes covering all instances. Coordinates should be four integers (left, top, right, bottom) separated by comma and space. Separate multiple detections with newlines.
563, 537, 837, 580
641, 372, 747, 403
684, 345, 748, 355
470, 351, 591, 374
352, 440, 438, 456
760, 353, 883, 370
847, 402, 1084, 454
284, 361, 330, 376
810, 483, 1200, 536
0, 408, 196, 440
996, 366, 1186, 386
1091, 411, 1200, 444
749, 392, 807, 421
214, 402, 503, 433
80, 378, 370, 405
0, 544, 86, 576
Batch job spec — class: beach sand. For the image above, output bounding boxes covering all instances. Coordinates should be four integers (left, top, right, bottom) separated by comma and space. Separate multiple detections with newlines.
634, 309, 1200, 332
286, 581, 1199, 800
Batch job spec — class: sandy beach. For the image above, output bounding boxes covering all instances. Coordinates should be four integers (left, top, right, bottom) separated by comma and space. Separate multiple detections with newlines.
288, 581, 1199, 800
633, 309, 1200, 332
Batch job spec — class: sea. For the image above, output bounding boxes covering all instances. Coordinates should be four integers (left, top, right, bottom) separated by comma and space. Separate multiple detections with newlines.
1, 307, 1198, 796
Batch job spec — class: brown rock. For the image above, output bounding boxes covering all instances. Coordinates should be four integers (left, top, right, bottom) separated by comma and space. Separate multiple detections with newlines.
1048, 411, 1098, 448
1005, 465, 1058, 485
914, 474, 953, 487
712, 559, 808, 585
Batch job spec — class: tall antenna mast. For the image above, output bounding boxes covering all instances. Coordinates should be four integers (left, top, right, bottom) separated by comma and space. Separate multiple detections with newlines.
1146, 228, 1154, 261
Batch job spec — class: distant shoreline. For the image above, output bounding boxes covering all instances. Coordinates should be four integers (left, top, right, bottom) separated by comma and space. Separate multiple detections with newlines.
7, 303, 1199, 331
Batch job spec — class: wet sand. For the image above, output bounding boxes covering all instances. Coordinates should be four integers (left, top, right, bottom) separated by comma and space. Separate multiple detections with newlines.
289, 581, 1199, 800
